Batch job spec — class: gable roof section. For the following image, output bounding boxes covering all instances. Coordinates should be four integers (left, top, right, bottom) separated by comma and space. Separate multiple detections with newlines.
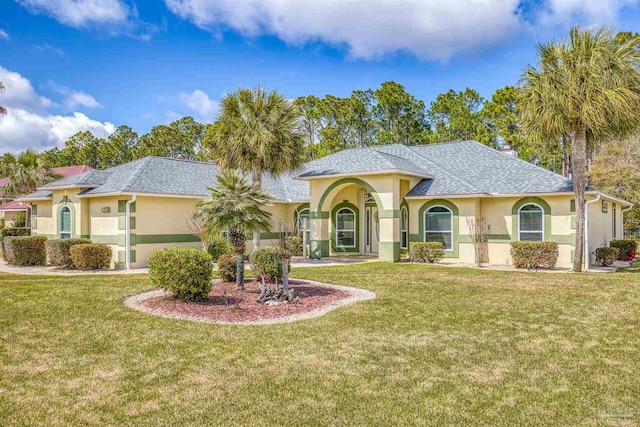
299, 146, 432, 179
0, 200, 29, 211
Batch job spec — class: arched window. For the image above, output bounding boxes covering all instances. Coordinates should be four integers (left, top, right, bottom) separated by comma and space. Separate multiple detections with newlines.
60, 206, 71, 239
400, 206, 408, 249
297, 208, 311, 244
518, 203, 543, 241
336, 207, 356, 248
424, 206, 452, 250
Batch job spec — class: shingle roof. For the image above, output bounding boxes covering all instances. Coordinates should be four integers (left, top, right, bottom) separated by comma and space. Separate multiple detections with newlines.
18, 190, 53, 200
50, 157, 311, 202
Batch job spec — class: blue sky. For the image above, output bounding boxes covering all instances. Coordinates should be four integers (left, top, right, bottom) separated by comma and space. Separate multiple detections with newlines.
1, 0, 640, 153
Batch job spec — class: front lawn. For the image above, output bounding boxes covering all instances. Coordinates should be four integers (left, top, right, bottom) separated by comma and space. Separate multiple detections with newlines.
1, 264, 638, 426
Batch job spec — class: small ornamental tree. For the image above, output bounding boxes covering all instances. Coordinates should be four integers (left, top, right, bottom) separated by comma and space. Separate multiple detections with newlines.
194, 170, 272, 291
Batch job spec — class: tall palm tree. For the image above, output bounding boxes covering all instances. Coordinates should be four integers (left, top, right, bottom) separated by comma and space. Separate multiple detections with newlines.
205, 85, 306, 248
519, 26, 640, 272
1, 152, 60, 198
194, 170, 272, 291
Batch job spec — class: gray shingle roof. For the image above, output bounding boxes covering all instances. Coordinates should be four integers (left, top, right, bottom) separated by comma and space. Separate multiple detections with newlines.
18, 189, 53, 200
42, 157, 310, 202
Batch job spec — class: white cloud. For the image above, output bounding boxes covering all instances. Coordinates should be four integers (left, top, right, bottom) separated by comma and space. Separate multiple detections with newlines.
540, 0, 638, 25
0, 66, 52, 112
0, 67, 114, 152
47, 82, 101, 109
165, 0, 638, 60
0, 29, 9, 40
179, 89, 219, 121
15, 0, 158, 39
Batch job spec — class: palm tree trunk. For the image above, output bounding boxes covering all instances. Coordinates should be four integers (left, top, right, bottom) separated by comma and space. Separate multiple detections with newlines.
572, 124, 588, 272
282, 258, 289, 291
252, 159, 262, 250
235, 251, 245, 292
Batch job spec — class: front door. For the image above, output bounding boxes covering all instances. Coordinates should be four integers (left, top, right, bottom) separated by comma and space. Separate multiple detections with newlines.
365, 206, 379, 254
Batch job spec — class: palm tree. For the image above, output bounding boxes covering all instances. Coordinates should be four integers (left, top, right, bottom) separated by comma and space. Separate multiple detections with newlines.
519, 26, 640, 272
1, 151, 60, 198
194, 170, 272, 291
0, 81, 6, 115
205, 85, 306, 248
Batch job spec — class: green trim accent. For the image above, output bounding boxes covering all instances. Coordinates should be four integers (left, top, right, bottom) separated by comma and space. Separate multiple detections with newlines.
118, 216, 136, 231
511, 197, 575, 244
135, 234, 200, 244
310, 240, 329, 259
331, 201, 360, 253
310, 211, 329, 219
570, 199, 576, 212
487, 234, 512, 243
318, 178, 381, 212
90, 235, 123, 245
118, 200, 136, 213
80, 234, 90, 239
31, 204, 37, 216
378, 209, 401, 219
59, 196, 69, 204
418, 199, 460, 258
118, 250, 136, 263
379, 241, 401, 262
400, 199, 409, 250
260, 232, 285, 240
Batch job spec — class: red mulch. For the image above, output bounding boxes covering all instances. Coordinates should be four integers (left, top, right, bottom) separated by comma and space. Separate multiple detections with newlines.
138, 280, 350, 323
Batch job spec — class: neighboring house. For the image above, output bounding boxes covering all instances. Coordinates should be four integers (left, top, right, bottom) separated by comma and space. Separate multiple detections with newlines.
19, 141, 631, 269
0, 165, 93, 227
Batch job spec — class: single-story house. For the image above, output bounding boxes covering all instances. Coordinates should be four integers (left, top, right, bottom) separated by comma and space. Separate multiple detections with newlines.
0, 165, 93, 227
20, 140, 631, 269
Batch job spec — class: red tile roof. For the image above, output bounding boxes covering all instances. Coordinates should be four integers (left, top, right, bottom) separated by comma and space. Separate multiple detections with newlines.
0, 200, 28, 211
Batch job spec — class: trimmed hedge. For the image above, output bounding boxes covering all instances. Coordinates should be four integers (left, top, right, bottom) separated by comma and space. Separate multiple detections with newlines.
609, 239, 637, 261
4, 236, 47, 266
412, 242, 446, 263
0, 227, 31, 261
149, 247, 213, 301
595, 247, 619, 266
45, 238, 91, 267
510, 241, 559, 269
207, 238, 234, 262
251, 246, 289, 283
217, 254, 237, 282
69, 243, 112, 270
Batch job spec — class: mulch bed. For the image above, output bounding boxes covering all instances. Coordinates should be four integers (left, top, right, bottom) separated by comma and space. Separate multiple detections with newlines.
136, 280, 352, 323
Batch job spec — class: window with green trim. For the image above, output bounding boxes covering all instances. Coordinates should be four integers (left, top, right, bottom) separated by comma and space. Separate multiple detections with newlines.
336, 208, 356, 248
60, 206, 71, 239
400, 206, 408, 249
297, 208, 311, 244
424, 206, 452, 250
518, 203, 543, 241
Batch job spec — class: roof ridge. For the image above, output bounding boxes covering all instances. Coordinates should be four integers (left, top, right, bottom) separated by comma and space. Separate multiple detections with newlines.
371, 150, 399, 170
402, 145, 483, 193
122, 157, 154, 192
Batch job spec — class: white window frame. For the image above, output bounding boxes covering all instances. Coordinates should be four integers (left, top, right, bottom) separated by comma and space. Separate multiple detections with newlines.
400, 206, 408, 249
335, 207, 356, 248
518, 203, 544, 241
60, 205, 72, 239
424, 205, 453, 251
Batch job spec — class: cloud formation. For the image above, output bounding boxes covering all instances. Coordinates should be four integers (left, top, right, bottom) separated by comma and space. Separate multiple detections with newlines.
15, 0, 158, 39
0, 29, 9, 40
48, 82, 101, 109
0, 67, 114, 152
179, 89, 219, 121
165, 0, 638, 60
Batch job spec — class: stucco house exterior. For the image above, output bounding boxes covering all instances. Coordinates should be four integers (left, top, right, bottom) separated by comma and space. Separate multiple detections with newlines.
19, 140, 631, 269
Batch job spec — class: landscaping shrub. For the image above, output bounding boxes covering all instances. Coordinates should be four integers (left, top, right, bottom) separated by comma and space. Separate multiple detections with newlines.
251, 246, 289, 283
207, 238, 234, 262
0, 227, 31, 261
69, 243, 112, 270
216, 254, 237, 282
595, 247, 619, 266
609, 239, 637, 261
13, 212, 26, 228
510, 241, 559, 269
412, 242, 446, 263
4, 236, 47, 266
45, 238, 91, 267
284, 236, 303, 256
148, 247, 213, 301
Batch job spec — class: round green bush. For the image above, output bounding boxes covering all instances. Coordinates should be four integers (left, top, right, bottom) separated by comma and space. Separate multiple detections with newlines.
149, 247, 213, 301
250, 246, 289, 283
411, 242, 445, 263
216, 253, 237, 282
45, 238, 91, 267
207, 238, 234, 262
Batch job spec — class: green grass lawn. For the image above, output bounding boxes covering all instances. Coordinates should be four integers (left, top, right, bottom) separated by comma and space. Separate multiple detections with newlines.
1, 264, 639, 426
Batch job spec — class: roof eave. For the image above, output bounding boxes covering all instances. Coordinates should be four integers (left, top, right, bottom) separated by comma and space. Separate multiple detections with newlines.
296, 169, 432, 181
